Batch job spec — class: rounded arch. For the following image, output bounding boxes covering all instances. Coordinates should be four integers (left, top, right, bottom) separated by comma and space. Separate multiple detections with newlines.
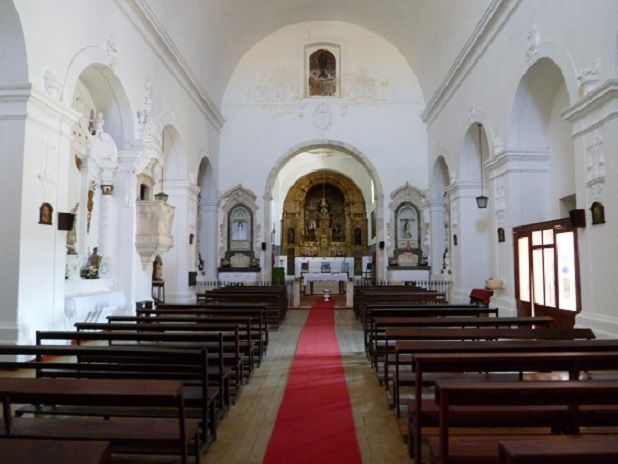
0, 0, 28, 85
508, 57, 571, 149
161, 124, 188, 181
69, 63, 134, 150
431, 155, 451, 200
263, 139, 385, 279
196, 156, 218, 278
264, 139, 383, 201
506, 38, 578, 148
459, 123, 489, 183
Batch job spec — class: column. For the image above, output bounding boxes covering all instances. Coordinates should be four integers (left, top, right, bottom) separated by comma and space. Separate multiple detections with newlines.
429, 199, 446, 279
165, 180, 200, 303
113, 151, 140, 307
199, 198, 219, 280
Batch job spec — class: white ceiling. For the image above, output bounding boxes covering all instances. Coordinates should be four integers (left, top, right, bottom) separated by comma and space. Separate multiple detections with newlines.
144, 0, 492, 105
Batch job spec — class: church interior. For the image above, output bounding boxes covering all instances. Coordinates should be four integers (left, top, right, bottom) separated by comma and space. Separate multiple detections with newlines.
1, 0, 618, 462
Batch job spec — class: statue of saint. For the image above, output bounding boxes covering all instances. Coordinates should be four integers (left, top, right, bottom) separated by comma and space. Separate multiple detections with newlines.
152, 255, 163, 281
66, 203, 79, 255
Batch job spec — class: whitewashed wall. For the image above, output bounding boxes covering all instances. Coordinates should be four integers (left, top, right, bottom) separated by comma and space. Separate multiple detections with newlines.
220, 21, 427, 279
0, 0, 221, 343
425, 0, 618, 336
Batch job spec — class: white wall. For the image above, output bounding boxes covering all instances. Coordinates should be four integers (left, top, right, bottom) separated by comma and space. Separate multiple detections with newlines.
1, 0, 221, 343
220, 21, 427, 278
425, 0, 618, 336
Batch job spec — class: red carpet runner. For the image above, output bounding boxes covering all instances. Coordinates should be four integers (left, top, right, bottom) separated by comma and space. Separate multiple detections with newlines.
263, 300, 362, 464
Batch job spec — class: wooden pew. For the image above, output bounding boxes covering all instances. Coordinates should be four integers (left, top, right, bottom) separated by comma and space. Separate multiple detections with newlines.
197, 286, 287, 327
0, 343, 218, 447
147, 304, 270, 350
498, 435, 618, 464
36, 330, 233, 410
411, 351, 618, 464
110, 313, 267, 365
75, 321, 255, 382
382, 327, 595, 393
395, 338, 618, 426
365, 305, 499, 353
0, 439, 111, 464
0, 377, 202, 464
428, 379, 618, 464
370, 315, 553, 370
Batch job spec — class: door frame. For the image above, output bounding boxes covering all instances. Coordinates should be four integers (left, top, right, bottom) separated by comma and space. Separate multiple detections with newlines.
513, 218, 581, 328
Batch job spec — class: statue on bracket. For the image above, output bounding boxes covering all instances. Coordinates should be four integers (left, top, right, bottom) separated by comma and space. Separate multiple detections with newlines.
66, 203, 79, 255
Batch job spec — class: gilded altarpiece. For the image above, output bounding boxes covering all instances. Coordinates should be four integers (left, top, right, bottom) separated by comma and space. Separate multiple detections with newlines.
281, 171, 367, 274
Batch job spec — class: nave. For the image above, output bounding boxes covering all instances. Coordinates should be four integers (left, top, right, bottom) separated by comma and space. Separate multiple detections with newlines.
202, 305, 410, 464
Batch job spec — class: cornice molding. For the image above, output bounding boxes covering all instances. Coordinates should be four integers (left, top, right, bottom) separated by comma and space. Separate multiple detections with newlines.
115, 0, 225, 131
562, 79, 618, 137
421, 0, 521, 124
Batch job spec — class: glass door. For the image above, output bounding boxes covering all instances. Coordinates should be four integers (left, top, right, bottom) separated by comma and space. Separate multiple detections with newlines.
514, 219, 580, 327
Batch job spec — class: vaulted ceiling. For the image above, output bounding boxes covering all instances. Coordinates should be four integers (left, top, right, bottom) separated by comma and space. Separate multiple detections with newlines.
144, 0, 492, 106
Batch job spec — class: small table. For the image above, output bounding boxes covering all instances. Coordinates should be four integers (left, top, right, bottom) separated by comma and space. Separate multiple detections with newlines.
152, 280, 165, 303
303, 272, 349, 295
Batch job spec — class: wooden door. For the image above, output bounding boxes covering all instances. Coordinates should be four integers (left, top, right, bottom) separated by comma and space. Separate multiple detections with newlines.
513, 219, 581, 328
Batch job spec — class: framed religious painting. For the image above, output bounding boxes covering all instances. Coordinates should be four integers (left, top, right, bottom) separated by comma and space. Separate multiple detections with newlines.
39, 202, 53, 225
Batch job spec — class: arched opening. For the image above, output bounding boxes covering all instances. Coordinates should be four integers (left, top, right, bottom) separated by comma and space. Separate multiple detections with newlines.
508, 58, 575, 222
454, 123, 492, 294
430, 156, 451, 278
265, 141, 382, 280
508, 58, 579, 326
281, 169, 367, 277
197, 157, 218, 279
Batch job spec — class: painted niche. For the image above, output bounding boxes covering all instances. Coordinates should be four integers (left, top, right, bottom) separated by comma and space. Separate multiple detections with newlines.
308, 49, 337, 97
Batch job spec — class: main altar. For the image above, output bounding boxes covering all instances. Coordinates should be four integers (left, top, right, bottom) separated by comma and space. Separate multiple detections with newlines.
280, 170, 368, 276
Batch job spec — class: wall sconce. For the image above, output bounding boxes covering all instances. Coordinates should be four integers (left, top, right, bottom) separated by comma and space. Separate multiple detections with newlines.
475, 123, 489, 209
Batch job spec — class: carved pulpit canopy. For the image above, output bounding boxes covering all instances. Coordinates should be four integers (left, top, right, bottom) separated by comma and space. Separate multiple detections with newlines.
135, 200, 175, 268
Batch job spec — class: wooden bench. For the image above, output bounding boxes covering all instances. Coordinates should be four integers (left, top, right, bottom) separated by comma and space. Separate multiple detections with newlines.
0, 343, 218, 447
0, 377, 202, 464
428, 379, 618, 464
76, 320, 256, 382
394, 338, 618, 425
0, 439, 111, 464
411, 351, 618, 464
36, 330, 233, 410
147, 304, 270, 351
498, 435, 618, 463
365, 306, 499, 351
382, 327, 595, 393
110, 313, 267, 365
370, 315, 553, 370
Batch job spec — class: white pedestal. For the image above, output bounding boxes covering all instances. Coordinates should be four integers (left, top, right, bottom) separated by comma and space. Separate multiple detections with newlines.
293, 280, 301, 307
346, 280, 354, 307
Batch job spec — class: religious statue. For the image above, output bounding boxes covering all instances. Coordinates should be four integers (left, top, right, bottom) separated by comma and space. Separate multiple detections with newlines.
152, 255, 163, 281
66, 203, 79, 255
232, 220, 247, 240
287, 227, 295, 244
402, 219, 412, 239
81, 246, 101, 279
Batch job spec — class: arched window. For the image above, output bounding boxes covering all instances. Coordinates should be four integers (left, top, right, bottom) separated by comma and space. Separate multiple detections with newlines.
308, 49, 336, 96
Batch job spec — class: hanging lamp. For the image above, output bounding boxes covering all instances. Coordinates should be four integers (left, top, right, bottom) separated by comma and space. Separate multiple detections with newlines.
475, 123, 488, 209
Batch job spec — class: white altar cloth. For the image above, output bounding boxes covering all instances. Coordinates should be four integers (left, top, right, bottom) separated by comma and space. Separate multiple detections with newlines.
64, 290, 125, 326
303, 272, 349, 285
